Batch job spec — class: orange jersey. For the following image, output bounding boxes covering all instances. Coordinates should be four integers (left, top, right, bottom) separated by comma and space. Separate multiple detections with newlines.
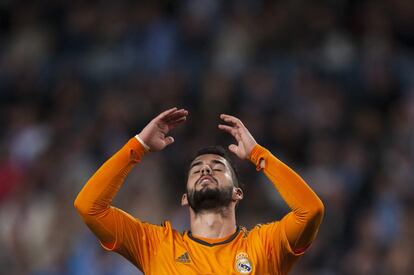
99, 214, 302, 274
75, 138, 324, 275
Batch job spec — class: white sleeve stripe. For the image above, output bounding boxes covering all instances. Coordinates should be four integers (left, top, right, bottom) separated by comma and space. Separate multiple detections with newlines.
135, 135, 150, 152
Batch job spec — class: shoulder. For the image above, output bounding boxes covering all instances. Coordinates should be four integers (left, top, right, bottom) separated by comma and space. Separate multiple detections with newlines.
158, 220, 185, 239
244, 221, 281, 239
133, 219, 176, 236
249, 221, 281, 232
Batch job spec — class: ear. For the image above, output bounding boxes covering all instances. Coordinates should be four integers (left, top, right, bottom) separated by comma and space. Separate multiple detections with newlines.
181, 193, 189, 206
232, 187, 243, 201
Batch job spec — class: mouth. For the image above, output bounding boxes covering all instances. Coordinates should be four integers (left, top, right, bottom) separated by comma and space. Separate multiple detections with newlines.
197, 176, 218, 186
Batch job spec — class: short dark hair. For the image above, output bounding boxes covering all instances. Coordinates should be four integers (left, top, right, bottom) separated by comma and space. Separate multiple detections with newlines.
188, 145, 242, 190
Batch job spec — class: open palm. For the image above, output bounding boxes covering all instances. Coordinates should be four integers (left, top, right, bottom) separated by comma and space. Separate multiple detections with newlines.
218, 114, 257, 159
137, 107, 188, 152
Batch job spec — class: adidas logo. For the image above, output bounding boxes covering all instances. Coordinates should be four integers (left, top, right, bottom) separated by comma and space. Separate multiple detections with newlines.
176, 252, 191, 263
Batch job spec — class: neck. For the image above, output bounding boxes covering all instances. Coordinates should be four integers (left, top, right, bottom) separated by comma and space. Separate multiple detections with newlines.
189, 206, 237, 239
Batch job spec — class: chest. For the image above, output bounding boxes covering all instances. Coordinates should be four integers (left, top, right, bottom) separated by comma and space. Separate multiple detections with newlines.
145, 238, 273, 275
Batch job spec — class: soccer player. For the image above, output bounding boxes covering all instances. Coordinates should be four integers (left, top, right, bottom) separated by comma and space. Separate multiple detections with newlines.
74, 107, 324, 274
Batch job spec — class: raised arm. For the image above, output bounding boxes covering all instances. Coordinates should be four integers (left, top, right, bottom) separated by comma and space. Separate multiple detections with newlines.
74, 107, 188, 264
218, 114, 324, 253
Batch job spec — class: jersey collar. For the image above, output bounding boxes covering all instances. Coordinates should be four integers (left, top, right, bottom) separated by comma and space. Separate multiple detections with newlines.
187, 226, 241, 247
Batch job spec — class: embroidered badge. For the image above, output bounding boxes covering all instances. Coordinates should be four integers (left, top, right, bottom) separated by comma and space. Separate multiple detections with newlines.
176, 251, 191, 263
235, 252, 252, 274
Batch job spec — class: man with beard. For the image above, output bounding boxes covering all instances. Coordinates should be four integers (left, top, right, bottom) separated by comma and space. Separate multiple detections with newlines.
75, 107, 324, 274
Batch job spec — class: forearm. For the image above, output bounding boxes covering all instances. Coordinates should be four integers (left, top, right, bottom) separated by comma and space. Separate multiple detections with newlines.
249, 144, 324, 250
74, 137, 146, 216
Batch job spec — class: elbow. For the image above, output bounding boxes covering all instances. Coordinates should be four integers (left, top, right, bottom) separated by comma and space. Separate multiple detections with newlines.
293, 198, 325, 225
309, 198, 325, 224
73, 196, 83, 213
73, 194, 89, 216
74, 193, 108, 217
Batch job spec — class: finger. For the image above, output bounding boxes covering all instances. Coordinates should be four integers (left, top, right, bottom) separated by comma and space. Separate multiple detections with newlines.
162, 109, 188, 123
235, 131, 242, 141
218, 124, 238, 137
165, 136, 175, 146
169, 115, 187, 124
228, 144, 238, 155
168, 116, 187, 129
220, 114, 242, 127
167, 111, 188, 125
164, 109, 188, 122
157, 107, 178, 121
219, 124, 242, 141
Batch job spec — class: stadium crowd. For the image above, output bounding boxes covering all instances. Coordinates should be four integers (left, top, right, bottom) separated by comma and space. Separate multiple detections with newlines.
0, 0, 413, 274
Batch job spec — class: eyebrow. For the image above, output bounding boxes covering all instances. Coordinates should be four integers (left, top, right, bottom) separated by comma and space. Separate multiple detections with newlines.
189, 159, 226, 169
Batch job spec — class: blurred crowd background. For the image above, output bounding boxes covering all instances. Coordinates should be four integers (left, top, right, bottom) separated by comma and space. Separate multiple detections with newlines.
1, 0, 413, 274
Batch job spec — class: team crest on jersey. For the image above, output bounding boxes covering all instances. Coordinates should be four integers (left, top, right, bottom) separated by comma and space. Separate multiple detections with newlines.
235, 252, 252, 274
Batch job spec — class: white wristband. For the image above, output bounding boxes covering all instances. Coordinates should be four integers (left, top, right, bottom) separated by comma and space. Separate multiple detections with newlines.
135, 135, 150, 152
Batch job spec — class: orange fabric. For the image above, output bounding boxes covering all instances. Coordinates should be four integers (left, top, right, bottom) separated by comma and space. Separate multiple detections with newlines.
249, 144, 324, 253
74, 139, 324, 274
191, 229, 237, 244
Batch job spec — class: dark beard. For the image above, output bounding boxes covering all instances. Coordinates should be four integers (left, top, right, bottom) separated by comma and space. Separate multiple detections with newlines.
187, 185, 233, 213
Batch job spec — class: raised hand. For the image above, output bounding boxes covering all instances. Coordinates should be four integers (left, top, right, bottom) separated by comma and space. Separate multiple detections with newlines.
218, 114, 258, 160
137, 107, 188, 152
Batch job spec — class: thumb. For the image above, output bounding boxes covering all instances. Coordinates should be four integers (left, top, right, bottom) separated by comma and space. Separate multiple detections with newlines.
228, 144, 238, 155
165, 136, 175, 146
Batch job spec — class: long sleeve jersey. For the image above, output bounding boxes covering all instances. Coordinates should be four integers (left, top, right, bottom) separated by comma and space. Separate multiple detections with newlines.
74, 137, 324, 274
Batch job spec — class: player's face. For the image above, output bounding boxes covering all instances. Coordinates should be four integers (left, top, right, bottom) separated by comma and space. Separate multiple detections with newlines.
186, 154, 235, 212
188, 154, 234, 191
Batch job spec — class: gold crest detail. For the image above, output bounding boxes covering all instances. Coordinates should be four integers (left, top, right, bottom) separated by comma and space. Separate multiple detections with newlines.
235, 252, 252, 274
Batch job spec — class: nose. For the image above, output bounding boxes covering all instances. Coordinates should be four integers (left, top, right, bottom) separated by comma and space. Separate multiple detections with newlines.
201, 165, 212, 175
